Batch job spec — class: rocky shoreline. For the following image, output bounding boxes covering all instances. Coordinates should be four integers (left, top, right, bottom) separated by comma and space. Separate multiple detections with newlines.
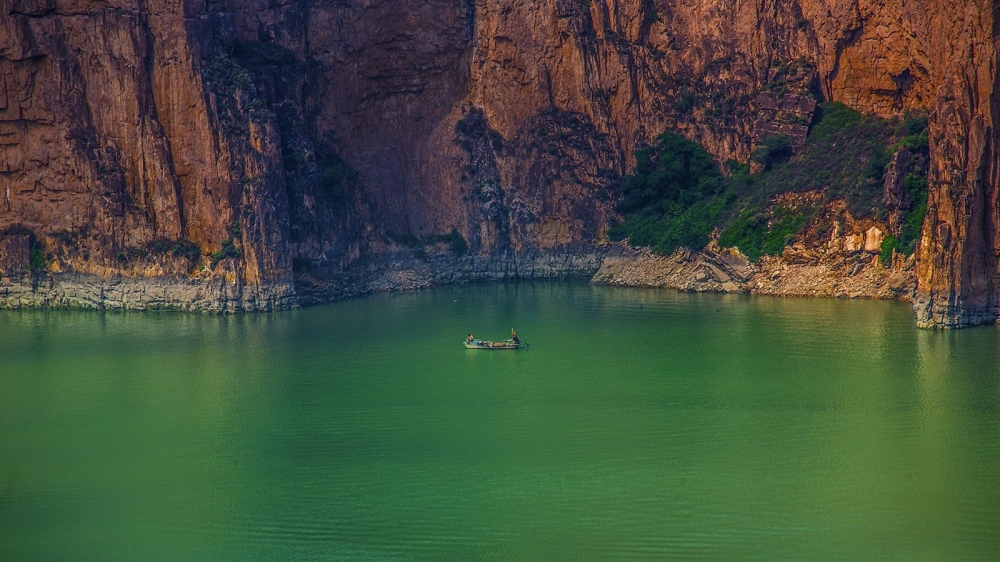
593, 243, 915, 301
0, 241, 917, 313
0, 247, 609, 312
0, 271, 298, 313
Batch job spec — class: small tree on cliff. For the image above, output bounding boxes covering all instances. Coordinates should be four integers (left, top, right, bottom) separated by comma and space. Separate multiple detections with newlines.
751, 134, 793, 172
609, 132, 724, 251
615, 132, 722, 217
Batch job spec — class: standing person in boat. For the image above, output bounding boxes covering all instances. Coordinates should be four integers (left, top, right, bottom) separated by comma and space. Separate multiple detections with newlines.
511, 329, 519, 345
467, 333, 474, 344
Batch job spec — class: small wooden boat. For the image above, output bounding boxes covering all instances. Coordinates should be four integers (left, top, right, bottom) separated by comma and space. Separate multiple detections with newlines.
464, 338, 528, 350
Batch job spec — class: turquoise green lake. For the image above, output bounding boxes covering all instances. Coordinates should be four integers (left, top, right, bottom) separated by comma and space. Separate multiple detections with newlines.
1, 283, 999, 560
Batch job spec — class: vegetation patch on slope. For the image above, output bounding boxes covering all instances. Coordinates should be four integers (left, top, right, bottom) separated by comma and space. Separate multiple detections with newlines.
609, 103, 929, 262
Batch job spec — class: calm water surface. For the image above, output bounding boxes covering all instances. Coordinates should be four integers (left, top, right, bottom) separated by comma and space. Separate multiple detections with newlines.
1, 283, 998, 560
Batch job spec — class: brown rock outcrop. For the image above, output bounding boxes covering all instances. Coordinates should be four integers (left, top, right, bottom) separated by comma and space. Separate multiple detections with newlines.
593, 244, 915, 301
0, 0, 296, 310
0, 232, 28, 275
593, 197, 916, 300
912, 0, 1000, 328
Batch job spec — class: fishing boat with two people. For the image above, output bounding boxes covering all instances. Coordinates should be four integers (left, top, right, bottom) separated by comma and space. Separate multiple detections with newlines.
464, 329, 528, 350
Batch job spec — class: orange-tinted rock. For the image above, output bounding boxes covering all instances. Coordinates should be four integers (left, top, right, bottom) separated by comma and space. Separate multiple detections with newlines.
0, 233, 29, 275
911, 0, 999, 328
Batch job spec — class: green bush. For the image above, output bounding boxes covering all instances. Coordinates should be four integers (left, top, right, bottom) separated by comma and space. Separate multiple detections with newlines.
890, 129, 929, 153
673, 89, 696, 114
719, 209, 767, 261
202, 56, 250, 92
610, 132, 727, 253
201, 55, 255, 135
762, 209, 805, 256
172, 239, 202, 262
650, 197, 731, 254
716, 206, 804, 262
726, 159, 751, 177
902, 113, 929, 135
615, 131, 722, 216
210, 239, 240, 268
445, 228, 468, 255
388, 232, 422, 248
751, 134, 793, 171
385, 229, 470, 255
898, 172, 928, 254
419, 229, 469, 255
747, 102, 896, 219
809, 102, 862, 133
284, 150, 307, 171
879, 233, 898, 266
28, 244, 46, 272
316, 153, 352, 200
147, 238, 201, 262
864, 146, 890, 183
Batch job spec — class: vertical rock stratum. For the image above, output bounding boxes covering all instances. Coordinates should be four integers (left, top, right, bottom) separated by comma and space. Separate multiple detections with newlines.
0, 0, 996, 326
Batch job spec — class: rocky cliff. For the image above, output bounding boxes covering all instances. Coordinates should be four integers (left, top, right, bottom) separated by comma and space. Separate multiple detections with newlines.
911, 1, 1000, 328
0, 0, 997, 326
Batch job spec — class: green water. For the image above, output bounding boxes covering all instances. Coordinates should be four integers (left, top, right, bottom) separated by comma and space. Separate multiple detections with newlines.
1, 283, 999, 560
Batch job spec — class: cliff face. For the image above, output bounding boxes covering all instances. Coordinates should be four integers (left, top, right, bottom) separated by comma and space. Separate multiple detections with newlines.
0, 0, 997, 324
912, 1, 1000, 328
0, 0, 297, 310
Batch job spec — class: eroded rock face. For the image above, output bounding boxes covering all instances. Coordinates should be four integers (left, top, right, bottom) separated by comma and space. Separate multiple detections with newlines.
0, 0, 297, 309
0, 0, 997, 323
589, 194, 916, 301
911, 0, 1000, 329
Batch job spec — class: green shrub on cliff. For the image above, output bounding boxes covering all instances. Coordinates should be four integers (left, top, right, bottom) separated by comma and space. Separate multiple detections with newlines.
901, 172, 928, 238
145, 238, 202, 262
715, 205, 805, 261
316, 152, 353, 200
751, 134, 793, 171
876, 107, 929, 264
608, 132, 725, 254
762, 208, 806, 256
718, 209, 767, 261
891, 129, 929, 153
902, 112, 929, 136
445, 229, 469, 255
879, 171, 929, 264
673, 89, 696, 114
210, 239, 240, 268
879, 233, 899, 266
28, 244, 46, 272
615, 132, 722, 216
749, 102, 897, 218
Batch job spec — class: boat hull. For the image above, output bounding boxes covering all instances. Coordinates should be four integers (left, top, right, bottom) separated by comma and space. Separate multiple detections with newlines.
464, 340, 526, 350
